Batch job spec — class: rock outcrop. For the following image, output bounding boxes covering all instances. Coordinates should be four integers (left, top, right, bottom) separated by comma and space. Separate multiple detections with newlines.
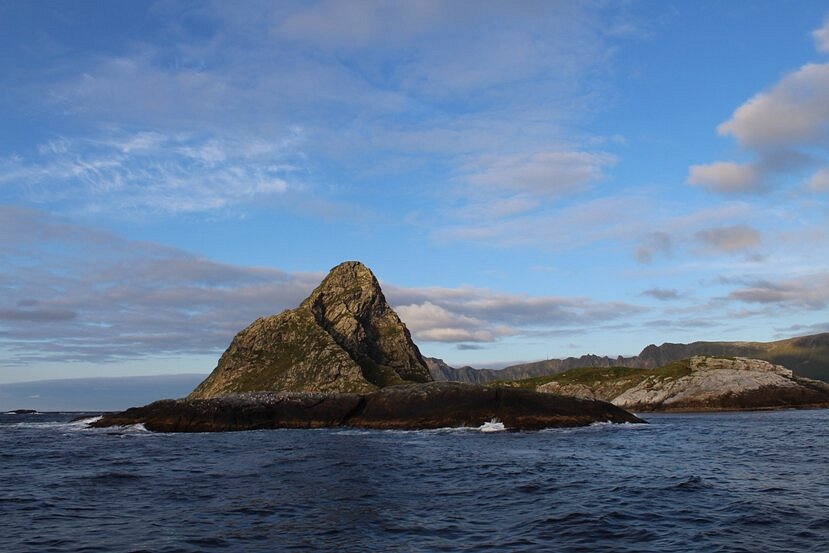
91, 381, 643, 432
190, 261, 431, 399
93, 261, 647, 432
430, 332, 829, 384
536, 356, 829, 412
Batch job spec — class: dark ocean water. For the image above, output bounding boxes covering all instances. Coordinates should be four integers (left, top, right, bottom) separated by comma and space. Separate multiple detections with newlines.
2, 409, 828, 552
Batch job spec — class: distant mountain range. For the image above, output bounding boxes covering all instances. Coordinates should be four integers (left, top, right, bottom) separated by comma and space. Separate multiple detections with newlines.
426, 332, 829, 384
7, 333, 828, 411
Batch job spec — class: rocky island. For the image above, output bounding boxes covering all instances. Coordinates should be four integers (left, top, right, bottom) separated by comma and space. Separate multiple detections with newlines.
516, 356, 829, 412
92, 261, 641, 431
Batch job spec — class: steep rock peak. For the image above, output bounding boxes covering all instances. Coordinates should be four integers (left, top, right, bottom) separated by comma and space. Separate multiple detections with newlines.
302, 261, 431, 386
190, 261, 432, 399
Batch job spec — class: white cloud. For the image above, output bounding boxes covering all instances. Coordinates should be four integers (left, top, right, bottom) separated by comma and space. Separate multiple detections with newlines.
0, 207, 648, 363
396, 302, 502, 343
717, 63, 829, 149
695, 225, 761, 253
0, 131, 303, 214
641, 288, 681, 301
634, 231, 673, 263
464, 151, 616, 196
727, 273, 829, 309
387, 284, 645, 332
0, 206, 323, 363
690, 24, 829, 196
813, 17, 829, 53
808, 167, 829, 191
687, 161, 760, 193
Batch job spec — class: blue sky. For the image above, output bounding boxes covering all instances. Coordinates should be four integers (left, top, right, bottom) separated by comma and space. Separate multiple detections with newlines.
1, 1, 829, 384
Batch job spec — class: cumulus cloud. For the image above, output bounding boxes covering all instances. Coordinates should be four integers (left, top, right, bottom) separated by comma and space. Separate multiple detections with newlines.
689, 24, 829, 195
814, 18, 829, 54
387, 282, 645, 345
687, 161, 760, 194
727, 273, 829, 309
695, 225, 760, 253
395, 302, 503, 343
717, 63, 829, 149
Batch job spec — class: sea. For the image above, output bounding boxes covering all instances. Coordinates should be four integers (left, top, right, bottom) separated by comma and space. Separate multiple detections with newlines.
2, 409, 828, 553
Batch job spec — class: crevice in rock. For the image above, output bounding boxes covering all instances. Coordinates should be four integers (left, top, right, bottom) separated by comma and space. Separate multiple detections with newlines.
341, 395, 368, 423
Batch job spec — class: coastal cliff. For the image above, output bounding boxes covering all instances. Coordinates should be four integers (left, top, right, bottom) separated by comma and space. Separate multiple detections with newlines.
533, 356, 829, 411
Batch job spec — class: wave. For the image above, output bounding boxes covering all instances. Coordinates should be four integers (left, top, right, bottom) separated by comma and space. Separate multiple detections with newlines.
478, 418, 506, 432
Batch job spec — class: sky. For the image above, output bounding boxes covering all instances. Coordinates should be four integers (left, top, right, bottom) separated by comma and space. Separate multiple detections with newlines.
1, 1, 829, 385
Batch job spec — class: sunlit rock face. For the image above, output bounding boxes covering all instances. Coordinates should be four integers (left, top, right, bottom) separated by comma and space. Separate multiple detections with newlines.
189, 261, 431, 399
537, 356, 829, 412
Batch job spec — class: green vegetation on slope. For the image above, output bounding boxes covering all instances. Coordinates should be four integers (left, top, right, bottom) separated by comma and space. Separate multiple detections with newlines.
493, 359, 693, 390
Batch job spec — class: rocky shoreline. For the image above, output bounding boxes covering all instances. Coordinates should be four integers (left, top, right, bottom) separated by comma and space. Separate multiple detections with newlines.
535, 356, 829, 412
90, 381, 644, 432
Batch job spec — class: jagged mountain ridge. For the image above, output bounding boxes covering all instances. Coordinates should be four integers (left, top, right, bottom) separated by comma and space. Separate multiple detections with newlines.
426, 332, 829, 384
190, 261, 431, 399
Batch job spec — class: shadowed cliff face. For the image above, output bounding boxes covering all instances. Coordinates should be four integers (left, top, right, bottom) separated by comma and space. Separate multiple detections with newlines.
189, 261, 431, 399
301, 262, 431, 385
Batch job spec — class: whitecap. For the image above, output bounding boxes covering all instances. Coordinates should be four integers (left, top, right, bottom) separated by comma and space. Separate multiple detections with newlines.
478, 418, 506, 432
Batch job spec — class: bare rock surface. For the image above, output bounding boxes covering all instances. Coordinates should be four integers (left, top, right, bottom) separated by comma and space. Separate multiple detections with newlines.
537, 356, 829, 412
190, 261, 431, 399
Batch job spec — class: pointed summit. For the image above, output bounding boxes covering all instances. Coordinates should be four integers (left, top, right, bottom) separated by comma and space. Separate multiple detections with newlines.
189, 261, 431, 399
302, 261, 430, 384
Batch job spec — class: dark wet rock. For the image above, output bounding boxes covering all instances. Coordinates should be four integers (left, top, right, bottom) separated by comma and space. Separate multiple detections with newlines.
91, 382, 643, 432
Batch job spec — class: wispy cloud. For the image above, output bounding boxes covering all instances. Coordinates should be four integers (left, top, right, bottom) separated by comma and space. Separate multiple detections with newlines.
0, 207, 649, 363
9, 1, 641, 232
0, 131, 305, 214
0, 206, 322, 363
463, 150, 616, 197
641, 288, 682, 301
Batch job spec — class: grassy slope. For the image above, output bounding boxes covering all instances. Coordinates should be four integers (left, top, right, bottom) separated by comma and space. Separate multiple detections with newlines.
492, 333, 829, 384
493, 360, 693, 391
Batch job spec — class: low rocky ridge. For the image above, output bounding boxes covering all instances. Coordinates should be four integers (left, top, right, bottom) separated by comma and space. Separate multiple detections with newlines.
526, 356, 829, 412
93, 261, 641, 431
428, 332, 829, 384
190, 261, 431, 399
90, 381, 642, 431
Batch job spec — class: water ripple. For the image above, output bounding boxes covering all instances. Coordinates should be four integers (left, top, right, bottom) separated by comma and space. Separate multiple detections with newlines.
2, 410, 829, 552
